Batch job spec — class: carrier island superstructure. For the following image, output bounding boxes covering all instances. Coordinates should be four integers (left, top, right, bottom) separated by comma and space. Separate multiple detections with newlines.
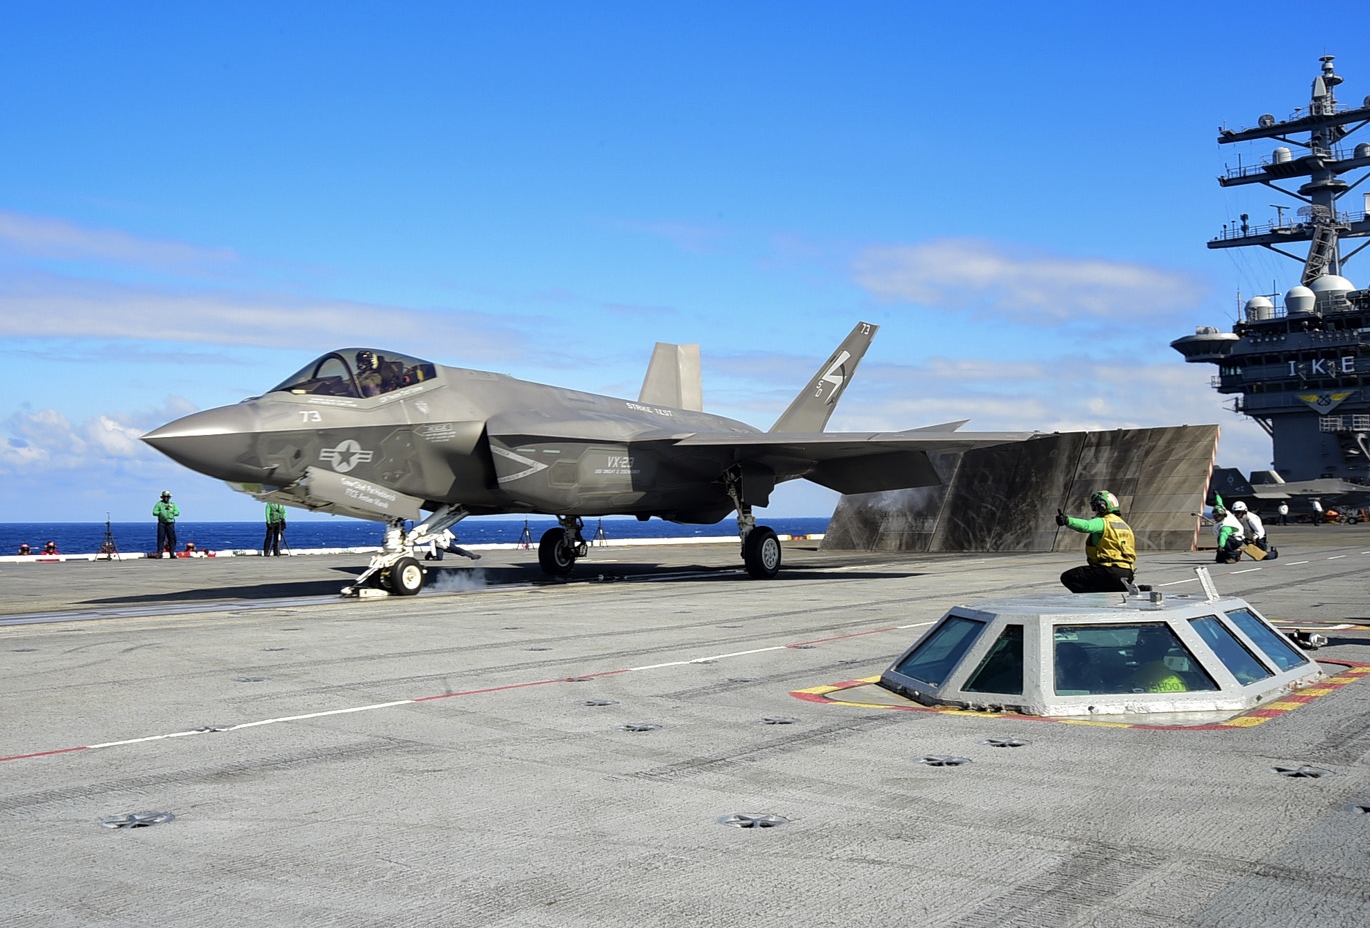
1173, 55, 1370, 483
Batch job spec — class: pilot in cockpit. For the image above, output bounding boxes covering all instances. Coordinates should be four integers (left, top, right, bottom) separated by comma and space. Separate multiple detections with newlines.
377, 355, 404, 391
356, 350, 383, 396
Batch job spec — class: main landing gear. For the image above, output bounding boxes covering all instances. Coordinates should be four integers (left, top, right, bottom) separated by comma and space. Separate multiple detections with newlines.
538, 516, 589, 578
341, 505, 470, 597
726, 468, 782, 580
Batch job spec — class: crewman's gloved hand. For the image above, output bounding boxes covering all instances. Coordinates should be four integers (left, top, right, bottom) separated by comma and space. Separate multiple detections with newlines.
1055, 510, 1068, 527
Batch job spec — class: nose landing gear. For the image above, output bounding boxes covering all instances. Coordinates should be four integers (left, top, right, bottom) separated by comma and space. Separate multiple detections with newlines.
342, 505, 471, 597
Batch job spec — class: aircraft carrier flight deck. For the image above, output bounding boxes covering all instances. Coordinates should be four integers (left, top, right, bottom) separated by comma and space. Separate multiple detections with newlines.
3, 530, 1369, 926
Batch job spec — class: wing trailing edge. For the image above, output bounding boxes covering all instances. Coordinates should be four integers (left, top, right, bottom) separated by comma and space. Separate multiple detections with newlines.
674, 429, 1037, 495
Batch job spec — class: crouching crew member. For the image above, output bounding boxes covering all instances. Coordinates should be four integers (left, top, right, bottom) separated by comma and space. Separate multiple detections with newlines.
1230, 500, 1276, 559
1056, 490, 1137, 593
1212, 503, 1245, 563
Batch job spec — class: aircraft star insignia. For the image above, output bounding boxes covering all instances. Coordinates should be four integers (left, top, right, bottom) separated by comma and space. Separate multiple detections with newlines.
319, 439, 375, 473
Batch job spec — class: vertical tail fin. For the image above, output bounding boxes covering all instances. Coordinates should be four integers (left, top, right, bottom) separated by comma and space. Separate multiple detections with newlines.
639, 343, 703, 411
769, 321, 877, 433
1208, 467, 1254, 506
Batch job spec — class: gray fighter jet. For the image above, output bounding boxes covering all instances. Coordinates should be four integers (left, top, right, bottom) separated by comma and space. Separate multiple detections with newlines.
143, 322, 1030, 594
1209, 466, 1370, 520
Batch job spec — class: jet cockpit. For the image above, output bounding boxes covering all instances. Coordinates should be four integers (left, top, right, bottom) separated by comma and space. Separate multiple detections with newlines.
270, 349, 439, 399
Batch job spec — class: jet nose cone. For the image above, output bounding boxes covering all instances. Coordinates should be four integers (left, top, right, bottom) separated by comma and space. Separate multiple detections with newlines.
142, 404, 267, 483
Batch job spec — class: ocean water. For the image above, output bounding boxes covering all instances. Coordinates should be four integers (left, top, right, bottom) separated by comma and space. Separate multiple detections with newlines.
1, 517, 830, 556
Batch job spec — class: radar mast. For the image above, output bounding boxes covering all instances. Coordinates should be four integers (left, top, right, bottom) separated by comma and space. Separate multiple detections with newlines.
1173, 56, 1370, 484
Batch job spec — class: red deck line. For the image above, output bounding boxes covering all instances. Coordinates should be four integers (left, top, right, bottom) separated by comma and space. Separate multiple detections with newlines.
0, 745, 89, 763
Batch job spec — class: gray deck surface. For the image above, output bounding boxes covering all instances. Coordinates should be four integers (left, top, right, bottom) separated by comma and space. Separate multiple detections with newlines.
3, 526, 1369, 926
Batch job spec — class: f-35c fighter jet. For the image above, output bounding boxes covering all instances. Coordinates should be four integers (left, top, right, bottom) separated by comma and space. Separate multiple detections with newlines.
143, 322, 1030, 594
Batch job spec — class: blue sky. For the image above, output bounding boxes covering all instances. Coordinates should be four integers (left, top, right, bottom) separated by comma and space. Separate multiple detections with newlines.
2, 3, 1365, 522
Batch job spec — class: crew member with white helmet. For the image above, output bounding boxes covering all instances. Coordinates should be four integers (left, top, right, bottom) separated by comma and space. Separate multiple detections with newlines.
1212, 500, 1245, 563
1230, 500, 1276, 558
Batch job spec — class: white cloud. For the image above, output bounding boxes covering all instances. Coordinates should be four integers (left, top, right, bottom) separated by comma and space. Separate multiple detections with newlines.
86, 415, 147, 457
821, 354, 1268, 473
0, 209, 238, 269
851, 238, 1204, 323
0, 272, 519, 359
0, 400, 194, 473
0, 210, 530, 362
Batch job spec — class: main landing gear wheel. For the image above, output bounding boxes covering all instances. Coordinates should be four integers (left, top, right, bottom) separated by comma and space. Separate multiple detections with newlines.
388, 556, 425, 596
538, 527, 577, 578
743, 526, 782, 579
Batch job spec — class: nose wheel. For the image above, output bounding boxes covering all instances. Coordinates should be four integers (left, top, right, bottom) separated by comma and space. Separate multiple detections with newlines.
386, 556, 425, 595
341, 517, 433, 597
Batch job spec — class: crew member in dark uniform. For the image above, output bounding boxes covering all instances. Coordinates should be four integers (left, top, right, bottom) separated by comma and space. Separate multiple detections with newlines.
1056, 490, 1137, 593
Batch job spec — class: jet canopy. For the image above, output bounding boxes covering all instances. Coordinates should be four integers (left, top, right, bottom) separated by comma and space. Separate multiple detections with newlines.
270, 349, 438, 399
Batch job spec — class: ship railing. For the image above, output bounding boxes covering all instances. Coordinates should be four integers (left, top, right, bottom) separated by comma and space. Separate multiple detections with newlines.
1236, 393, 1310, 413
1211, 209, 1369, 243
1319, 415, 1370, 433
1219, 144, 1370, 182
1222, 103, 1364, 137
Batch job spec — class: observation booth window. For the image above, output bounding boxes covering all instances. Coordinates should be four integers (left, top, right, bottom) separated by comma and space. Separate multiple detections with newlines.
270, 350, 438, 399
1226, 608, 1312, 672
1053, 623, 1218, 696
890, 615, 986, 687
1188, 615, 1274, 685
963, 624, 1024, 695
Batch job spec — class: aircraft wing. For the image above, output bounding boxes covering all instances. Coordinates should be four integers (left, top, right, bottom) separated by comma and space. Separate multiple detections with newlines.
1253, 478, 1370, 500
673, 429, 1037, 494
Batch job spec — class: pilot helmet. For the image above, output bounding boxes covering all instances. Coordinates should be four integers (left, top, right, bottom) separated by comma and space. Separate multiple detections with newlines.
356, 350, 378, 371
1230, 500, 1248, 514
1089, 490, 1119, 514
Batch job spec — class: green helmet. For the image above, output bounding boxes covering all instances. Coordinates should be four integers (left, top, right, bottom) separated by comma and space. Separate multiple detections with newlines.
1089, 490, 1119, 514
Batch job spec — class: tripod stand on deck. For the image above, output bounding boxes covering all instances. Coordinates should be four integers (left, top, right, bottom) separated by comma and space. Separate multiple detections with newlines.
98, 513, 122, 562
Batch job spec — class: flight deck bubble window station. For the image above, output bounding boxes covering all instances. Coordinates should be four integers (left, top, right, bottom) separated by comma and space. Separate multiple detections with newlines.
878, 586, 1323, 719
